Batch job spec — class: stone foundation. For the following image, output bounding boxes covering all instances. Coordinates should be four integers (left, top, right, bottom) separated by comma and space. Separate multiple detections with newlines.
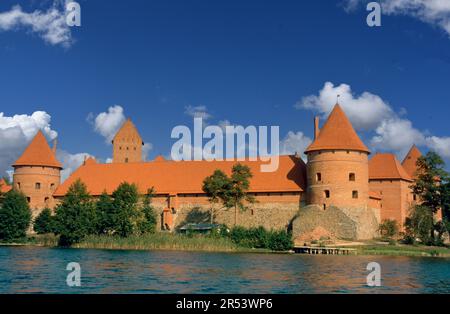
292, 205, 380, 242
154, 203, 300, 231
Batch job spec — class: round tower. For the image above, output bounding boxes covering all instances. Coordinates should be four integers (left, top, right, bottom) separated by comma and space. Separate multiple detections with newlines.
12, 131, 62, 216
305, 105, 370, 209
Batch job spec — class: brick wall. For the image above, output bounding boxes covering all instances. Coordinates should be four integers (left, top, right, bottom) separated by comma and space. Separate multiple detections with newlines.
306, 150, 369, 208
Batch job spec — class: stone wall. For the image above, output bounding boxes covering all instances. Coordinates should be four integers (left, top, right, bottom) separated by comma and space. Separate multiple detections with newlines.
291, 205, 379, 242
153, 202, 300, 231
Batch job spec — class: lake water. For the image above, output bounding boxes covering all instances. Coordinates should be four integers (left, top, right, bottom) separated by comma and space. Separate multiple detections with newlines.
0, 246, 448, 293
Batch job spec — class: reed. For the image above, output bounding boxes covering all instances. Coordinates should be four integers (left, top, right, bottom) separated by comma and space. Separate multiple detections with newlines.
73, 233, 245, 252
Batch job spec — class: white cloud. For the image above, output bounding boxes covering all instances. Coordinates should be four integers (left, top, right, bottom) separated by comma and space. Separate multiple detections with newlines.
142, 142, 153, 161
0, 111, 58, 176
370, 117, 426, 158
298, 81, 450, 160
343, 0, 450, 37
296, 82, 393, 131
426, 136, 450, 158
280, 131, 312, 161
0, 3, 73, 47
184, 105, 212, 121
89, 105, 126, 143
56, 149, 92, 182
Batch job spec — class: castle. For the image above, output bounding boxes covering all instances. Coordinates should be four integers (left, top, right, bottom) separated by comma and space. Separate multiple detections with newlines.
9, 104, 422, 240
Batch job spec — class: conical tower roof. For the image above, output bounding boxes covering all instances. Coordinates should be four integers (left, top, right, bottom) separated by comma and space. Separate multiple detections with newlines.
305, 104, 370, 154
13, 131, 62, 168
402, 144, 422, 177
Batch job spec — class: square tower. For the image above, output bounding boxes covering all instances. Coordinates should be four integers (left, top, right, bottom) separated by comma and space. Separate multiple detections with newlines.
112, 118, 144, 163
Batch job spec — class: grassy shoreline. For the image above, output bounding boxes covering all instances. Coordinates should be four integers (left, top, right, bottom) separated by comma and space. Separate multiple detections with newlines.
350, 243, 450, 257
1, 234, 450, 257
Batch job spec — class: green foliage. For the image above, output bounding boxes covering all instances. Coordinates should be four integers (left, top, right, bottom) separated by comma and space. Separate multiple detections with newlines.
407, 152, 450, 245
379, 219, 399, 239
404, 205, 434, 245
95, 191, 114, 235
202, 170, 230, 223
203, 163, 256, 226
0, 190, 32, 241
33, 208, 55, 234
228, 226, 292, 251
137, 188, 157, 234
267, 230, 294, 251
110, 182, 140, 237
53, 180, 97, 246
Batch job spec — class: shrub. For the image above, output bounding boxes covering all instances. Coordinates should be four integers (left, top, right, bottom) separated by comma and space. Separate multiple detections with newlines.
228, 226, 292, 251
0, 190, 32, 241
379, 219, 399, 239
33, 208, 55, 234
268, 230, 293, 251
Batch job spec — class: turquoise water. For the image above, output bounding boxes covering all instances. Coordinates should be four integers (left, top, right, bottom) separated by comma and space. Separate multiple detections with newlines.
0, 246, 448, 293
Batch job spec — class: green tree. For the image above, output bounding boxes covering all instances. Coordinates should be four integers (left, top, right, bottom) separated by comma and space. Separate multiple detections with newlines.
33, 208, 55, 234
0, 190, 32, 241
53, 179, 97, 246
95, 191, 114, 235
442, 182, 450, 235
202, 170, 231, 223
138, 188, 157, 234
405, 205, 434, 245
226, 164, 256, 226
409, 152, 449, 244
111, 182, 140, 237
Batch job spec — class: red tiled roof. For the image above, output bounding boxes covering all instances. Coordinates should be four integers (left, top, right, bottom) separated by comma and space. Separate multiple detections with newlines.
369, 153, 412, 181
0, 178, 11, 193
54, 155, 306, 197
12, 131, 62, 168
401, 145, 422, 178
305, 104, 370, 154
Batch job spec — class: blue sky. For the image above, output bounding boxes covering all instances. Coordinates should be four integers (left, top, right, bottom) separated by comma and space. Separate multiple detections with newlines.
0, 0, 449, 178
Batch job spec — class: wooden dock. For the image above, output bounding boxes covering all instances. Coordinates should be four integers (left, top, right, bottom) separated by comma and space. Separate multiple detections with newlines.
293, 246, 357, 255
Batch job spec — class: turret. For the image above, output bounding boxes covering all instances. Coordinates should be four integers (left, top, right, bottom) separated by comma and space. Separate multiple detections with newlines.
112, 118, 144, 163
12, 131, 62, 215
304, 104, 370, 209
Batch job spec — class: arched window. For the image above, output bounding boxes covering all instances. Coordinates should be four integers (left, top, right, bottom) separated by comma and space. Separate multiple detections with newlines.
349, 173, 355, 181
352, 190, 358, 199
316, 173, 322, 182
324, 190, 330, 198
35, 182, 41, 190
